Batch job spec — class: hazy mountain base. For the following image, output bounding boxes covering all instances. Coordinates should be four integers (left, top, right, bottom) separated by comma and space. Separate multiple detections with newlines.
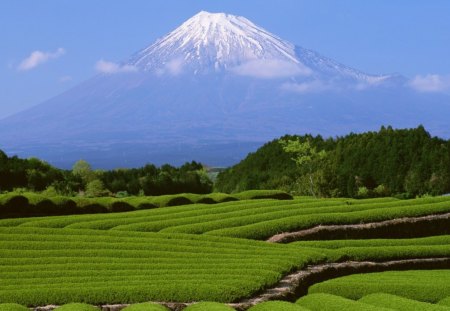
1, 73, 448, 168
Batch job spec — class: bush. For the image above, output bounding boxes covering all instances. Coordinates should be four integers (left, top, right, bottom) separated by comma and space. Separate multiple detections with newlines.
234, 190, 293, 200
0, 303, 29, 311
296, 293, 391, 311
359, 293, 450, 311
357, 187, 370, 199
0, 193, 29, 216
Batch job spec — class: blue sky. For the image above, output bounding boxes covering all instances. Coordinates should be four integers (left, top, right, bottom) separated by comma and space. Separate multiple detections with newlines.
1, 0, 450, 118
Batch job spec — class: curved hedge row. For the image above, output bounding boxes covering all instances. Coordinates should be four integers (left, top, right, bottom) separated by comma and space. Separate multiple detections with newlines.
296, 293, 392, 311
0, 190, 291, 218
308, 270, 450, 303
0, 226, 323, 306
359, 293, 450, 311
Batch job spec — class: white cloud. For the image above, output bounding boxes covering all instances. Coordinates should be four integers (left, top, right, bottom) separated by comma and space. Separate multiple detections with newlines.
409, 74, 450, 93
18, 48, 65, 71
166, 58, 184, 75
231, 59, 312, 79
95, 59, 137, 74
154, 58, 185, 76
281, 80, 331, 93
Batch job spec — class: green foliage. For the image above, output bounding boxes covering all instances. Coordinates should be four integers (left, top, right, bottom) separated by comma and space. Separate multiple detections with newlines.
216, 126, 450, 197
0, 153, 212, 197
85, 179, 109, 197
359, 293, 450, 311
0, 303, 29, 311
72, 160, 96, 185
0, 189, 292, 218
205, 197, 450, 239
121, 303, 169, 310
440, 297, 450, 306
0, 226, 322, 306
292, 235, 450, 262
308, 270, 450, 303
183, 302, 235, 310
232, 190, 292, 200
296, 293, 392, 311
357, 186, 370, 198
0, 196, 450, 307
214, 137, 299, 193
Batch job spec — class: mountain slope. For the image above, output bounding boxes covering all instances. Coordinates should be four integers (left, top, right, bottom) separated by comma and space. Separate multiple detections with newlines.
0, 11, 448, 168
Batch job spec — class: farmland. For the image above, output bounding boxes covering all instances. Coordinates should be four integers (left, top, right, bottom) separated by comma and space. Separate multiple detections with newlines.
0, 195, 449, 310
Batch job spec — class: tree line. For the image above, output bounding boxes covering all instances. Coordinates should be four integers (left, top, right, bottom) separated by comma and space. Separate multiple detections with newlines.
215, 126, 450, 198
0, 152, 212, 197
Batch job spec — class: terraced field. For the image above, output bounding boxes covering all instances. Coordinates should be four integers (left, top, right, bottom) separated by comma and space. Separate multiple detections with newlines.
0, 195, 449, 310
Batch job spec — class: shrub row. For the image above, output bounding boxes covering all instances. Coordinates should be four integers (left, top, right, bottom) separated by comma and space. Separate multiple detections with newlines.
308, 270, 450, 303
0, 190, 291, 218
1, 196, 447, 236
296, 293, 392, 311
206, 198, 450, 239
359, 293, 450, 311
0, 227, 323, 306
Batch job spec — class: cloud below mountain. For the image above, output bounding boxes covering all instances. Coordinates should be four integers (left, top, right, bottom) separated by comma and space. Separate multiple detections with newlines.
230, 59, 311, 79
409, 74, 450, 93
95, 59, 137, 74
281, 80, 331, 93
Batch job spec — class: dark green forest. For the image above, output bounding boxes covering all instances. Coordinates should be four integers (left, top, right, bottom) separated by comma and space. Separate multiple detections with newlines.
215, 126, 450, 198
1, 126, 449, 198
0, 151, 212, 196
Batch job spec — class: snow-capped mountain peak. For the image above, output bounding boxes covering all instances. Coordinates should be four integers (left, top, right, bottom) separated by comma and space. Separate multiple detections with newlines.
127, 11, 394, 82
128, 11, 301, 74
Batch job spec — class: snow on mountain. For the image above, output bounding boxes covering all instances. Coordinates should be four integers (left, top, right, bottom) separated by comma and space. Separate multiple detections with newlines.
128, 11, 301, 74
128, 11, 391, 83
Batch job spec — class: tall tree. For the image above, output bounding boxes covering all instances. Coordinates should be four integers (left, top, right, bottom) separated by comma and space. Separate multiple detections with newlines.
280, 138, 327, 197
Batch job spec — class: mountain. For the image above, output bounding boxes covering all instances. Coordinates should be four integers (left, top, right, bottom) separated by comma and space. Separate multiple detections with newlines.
1, 11, 449, 168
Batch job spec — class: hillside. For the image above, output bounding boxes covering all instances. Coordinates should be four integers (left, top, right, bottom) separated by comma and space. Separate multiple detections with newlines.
215, 126, 450, 197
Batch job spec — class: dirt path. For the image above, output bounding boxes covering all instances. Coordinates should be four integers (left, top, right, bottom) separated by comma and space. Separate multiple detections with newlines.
267, 212, 450, 243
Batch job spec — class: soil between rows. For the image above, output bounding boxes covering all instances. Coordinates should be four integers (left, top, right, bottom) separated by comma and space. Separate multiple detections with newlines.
267, 212, 450, 243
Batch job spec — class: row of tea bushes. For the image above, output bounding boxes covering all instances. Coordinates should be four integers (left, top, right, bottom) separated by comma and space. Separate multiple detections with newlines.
0, 190, 292, 218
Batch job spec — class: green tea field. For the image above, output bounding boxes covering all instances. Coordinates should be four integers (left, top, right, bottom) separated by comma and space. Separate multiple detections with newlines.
0, 195, 449, 310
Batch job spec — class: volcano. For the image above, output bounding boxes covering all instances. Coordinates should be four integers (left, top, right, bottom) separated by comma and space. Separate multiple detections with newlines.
1, 11, 449, 168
